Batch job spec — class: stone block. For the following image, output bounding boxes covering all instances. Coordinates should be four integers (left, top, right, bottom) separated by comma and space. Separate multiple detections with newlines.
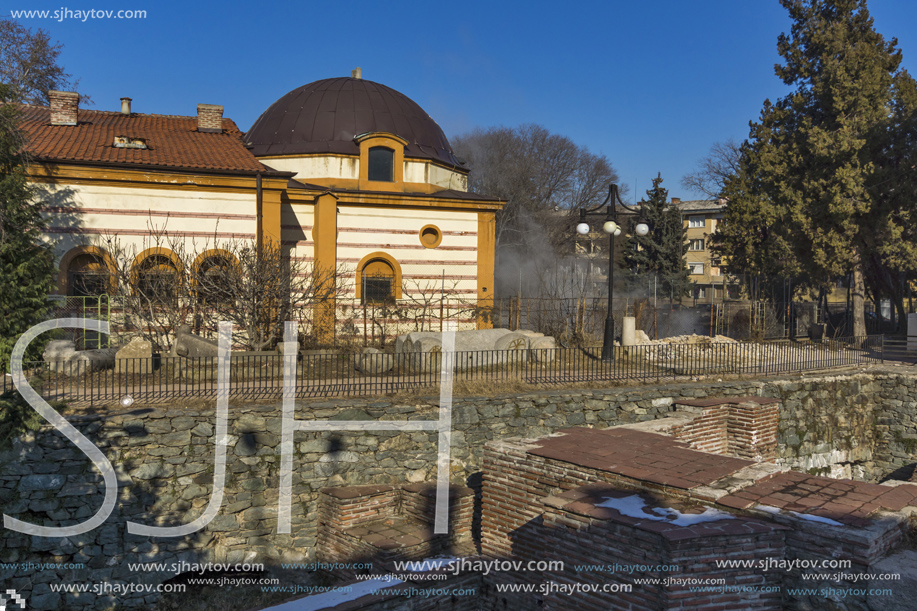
396, 331, 439, 355
622, 316, 637, 346
69, 348, 117, 375
411, 337, 443, 373
115, 337, 154, 375
495, 332, 529, 363
173, 326, 219, 358
42, 340, 77, 373
19, 474, 65, 491
354, 347, 394, 374
529, 336, 557, 362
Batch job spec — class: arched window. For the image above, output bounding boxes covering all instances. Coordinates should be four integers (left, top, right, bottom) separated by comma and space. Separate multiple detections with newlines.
59, 246, 115, 299
355, 252, 403, 304
362, 259, 395, 304
367, 146, 394, 182
193, 250, 236, 305
68, 253, 109, 297
133, 249, 181, 303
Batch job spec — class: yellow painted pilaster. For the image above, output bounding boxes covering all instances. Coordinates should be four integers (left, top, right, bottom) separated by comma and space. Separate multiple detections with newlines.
259, 188, 283, 247
476, 211, 496, 329
313, 193, 339, 345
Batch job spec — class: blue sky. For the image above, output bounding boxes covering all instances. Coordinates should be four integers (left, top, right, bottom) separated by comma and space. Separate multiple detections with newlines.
9, 0, 917, 201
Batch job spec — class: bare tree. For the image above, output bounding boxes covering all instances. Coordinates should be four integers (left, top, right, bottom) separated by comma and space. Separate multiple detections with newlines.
195, 240, 347, 351
452, 123, 621, 297
680, 138, 743, 198
0, 17, 88, 104
452, 124, 621, 254
96, 225, 191, 351
397, 277, 481, 333
94, 222, 345, 352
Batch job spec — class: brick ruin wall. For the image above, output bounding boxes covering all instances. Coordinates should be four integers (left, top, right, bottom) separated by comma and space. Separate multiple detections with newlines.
480, 425, 911, 611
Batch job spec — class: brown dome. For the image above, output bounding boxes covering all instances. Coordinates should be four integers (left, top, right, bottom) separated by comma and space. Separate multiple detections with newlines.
245, 77, 462, 167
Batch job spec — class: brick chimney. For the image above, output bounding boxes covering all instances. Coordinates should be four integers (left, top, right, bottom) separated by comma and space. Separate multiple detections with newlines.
196, 104, 223, 133
671, 197, 681, 205
49, 90, 79, 126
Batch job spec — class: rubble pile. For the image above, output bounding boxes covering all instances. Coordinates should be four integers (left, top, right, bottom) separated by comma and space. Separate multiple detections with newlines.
641, 334, 847, 372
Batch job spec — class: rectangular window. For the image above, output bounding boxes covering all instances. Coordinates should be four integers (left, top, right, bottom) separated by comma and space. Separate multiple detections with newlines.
368, 147, 394, 182
688, 239, 705, 251
688, 262, 704, 275
688, 216, 705, 228
694, 287, 706, 299
362, 276, 394, 304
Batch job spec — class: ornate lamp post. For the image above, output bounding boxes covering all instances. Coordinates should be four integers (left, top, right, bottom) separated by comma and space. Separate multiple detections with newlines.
576, 184, 649, 360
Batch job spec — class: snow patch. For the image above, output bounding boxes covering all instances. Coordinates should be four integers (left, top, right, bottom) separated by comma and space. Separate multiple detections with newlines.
791, 512, 843, 527
596, 495, 734, 526
754, 504, 843, 527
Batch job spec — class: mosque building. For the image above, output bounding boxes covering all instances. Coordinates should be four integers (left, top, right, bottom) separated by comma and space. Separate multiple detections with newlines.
17, 70, 503, 343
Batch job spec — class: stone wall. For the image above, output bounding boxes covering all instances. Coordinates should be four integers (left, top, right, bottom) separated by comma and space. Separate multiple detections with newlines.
769, 375, 883, 479
1, 371, 917, 608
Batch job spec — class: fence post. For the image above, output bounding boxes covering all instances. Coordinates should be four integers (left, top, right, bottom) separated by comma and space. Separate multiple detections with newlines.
880, 334, 885, 365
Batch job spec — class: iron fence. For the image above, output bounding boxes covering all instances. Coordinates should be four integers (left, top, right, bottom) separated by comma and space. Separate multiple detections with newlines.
493, 296, 908, 343
1, 336, 888, 406
34, 293, 906, 355
46, 294, 112, 350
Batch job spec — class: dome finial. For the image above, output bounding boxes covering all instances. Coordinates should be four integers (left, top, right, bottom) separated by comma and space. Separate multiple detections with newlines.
351, 67, 362, 79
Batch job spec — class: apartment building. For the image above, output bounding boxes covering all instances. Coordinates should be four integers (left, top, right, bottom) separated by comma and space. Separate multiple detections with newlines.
672, 198, 734, 301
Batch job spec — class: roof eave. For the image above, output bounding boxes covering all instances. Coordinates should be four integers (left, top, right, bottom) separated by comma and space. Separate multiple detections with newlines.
28, 157, 294, 179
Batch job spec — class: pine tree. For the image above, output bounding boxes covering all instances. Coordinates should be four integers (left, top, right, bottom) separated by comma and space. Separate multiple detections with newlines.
742, 0, 917, 336
711, 148, 796, 303
0, 84, 55, 372
622, 174, 691, 301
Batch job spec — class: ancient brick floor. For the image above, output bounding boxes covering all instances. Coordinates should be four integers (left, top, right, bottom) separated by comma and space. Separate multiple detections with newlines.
528, 426, 753, 489
717, 469, 917, 527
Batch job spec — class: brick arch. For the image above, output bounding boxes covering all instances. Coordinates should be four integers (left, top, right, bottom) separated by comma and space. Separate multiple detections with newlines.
131, 247, 184, 297
355, 251, 402, 301
191, 248, 238, 304
191, 248, 238, 276
57, 245, 116, 295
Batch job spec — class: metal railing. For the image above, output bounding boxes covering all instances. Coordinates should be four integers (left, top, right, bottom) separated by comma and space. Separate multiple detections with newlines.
1, 336, 889, 406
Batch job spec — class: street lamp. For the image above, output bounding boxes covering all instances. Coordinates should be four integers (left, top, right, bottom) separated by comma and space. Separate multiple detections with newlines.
576, 184, 649, 360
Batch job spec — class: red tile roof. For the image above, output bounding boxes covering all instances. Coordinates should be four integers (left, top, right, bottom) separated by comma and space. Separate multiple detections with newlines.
16, 104, 275, 175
